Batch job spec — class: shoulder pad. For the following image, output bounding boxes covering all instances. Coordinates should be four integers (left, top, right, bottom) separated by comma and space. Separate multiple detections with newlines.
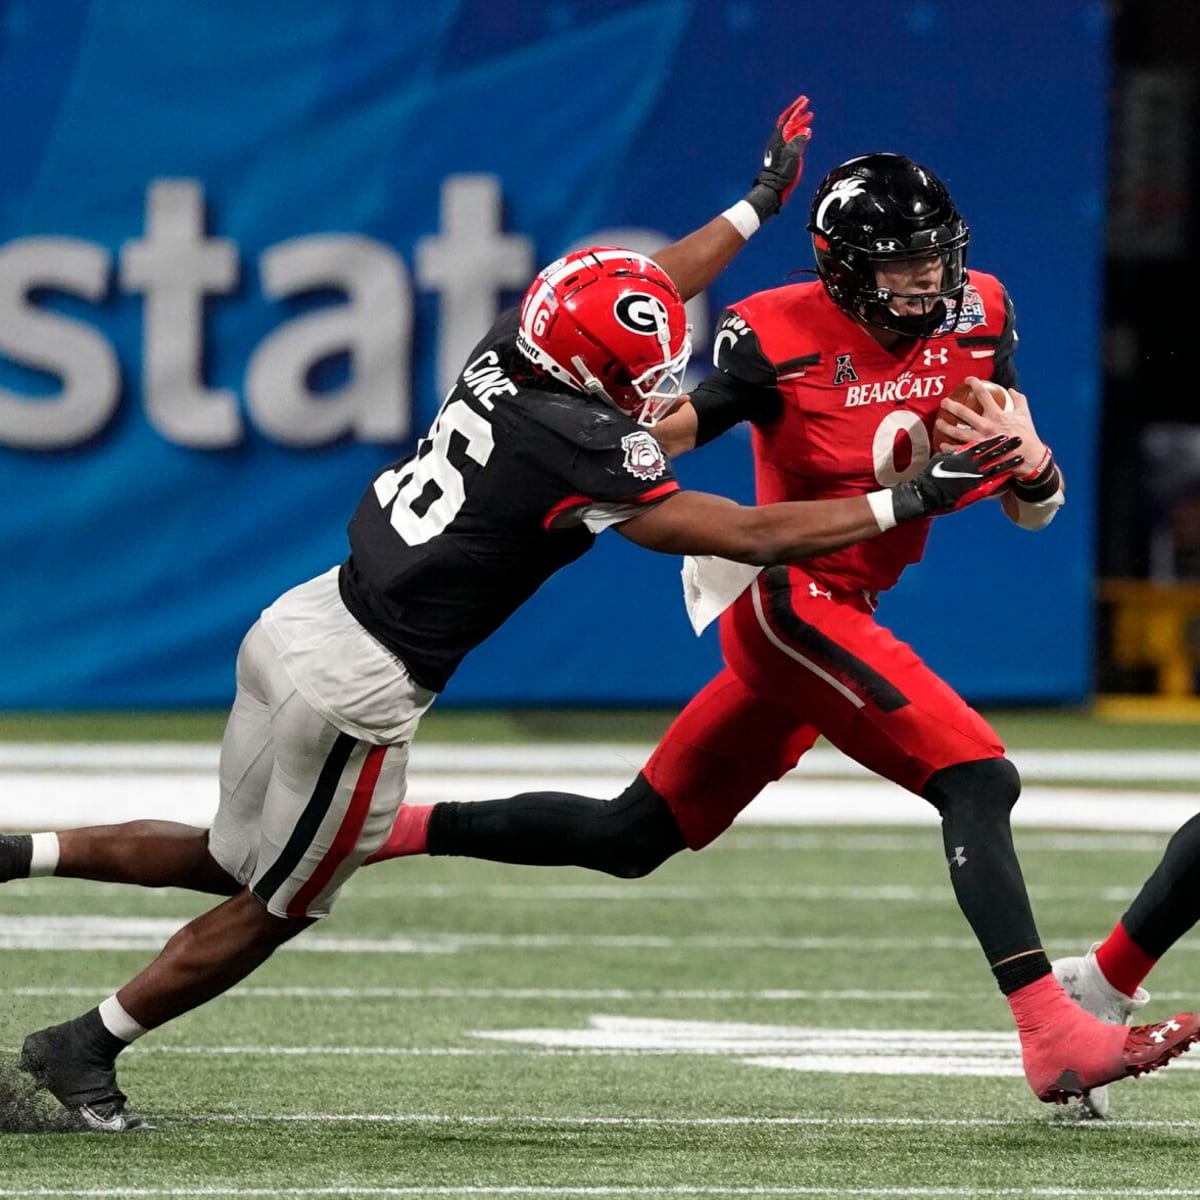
515, 392, 630, 450
712, 307, 776, 386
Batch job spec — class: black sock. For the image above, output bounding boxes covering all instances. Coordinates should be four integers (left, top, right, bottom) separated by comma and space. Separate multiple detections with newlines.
992, 951, 1052, 996
923, 760, 1044, 978
0, 834, 33, 881
75, 1008, 131, 1063
1121, 813, 1200, 958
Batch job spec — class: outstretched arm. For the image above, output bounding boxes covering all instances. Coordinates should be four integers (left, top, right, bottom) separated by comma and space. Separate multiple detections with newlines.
655, 95, 813, 301
617, 436, 1023, 565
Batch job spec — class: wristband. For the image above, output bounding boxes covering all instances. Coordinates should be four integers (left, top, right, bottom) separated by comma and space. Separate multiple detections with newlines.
866, 489, 897, 532
1012, 463, 1062, 503
1012, 446, 1061, 502
721, 199, 762, 241
1014, 445, 1053, 482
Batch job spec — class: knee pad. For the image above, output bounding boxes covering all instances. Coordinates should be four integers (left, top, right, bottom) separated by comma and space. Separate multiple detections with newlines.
922, 757, 1021, 818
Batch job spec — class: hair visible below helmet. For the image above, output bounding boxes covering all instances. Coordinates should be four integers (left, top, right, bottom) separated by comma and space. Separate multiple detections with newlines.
516, 247, 692, 426
807, 152, 970, 339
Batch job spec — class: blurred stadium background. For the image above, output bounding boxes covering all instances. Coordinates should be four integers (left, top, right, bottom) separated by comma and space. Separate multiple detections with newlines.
3, 0, 1200, 1194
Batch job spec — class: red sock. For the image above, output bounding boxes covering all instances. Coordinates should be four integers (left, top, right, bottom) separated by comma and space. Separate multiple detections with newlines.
1095, 922, 1158, 998
1006, 972, 1071, 1036
364, 804, 433, 864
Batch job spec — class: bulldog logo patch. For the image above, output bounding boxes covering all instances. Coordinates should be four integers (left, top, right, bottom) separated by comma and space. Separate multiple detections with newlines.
621, 431, 667, 481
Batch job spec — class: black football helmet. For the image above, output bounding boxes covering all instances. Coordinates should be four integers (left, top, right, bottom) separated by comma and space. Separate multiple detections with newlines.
807, 153, 970, 339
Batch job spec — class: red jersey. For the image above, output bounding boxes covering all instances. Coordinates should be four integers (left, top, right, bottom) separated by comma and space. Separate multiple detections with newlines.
704, 271, 1017, 594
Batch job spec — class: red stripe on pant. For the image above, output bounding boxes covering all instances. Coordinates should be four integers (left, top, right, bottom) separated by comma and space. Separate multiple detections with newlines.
287, 744, 388, 918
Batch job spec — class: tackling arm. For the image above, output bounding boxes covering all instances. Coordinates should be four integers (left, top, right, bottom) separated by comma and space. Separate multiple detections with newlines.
618, 436, 1023, 565
654, 95, 813, 301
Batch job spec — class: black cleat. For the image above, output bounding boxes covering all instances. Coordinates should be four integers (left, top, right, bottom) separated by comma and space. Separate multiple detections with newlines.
0, 834, 33, 883
19, 1019, 151, 1134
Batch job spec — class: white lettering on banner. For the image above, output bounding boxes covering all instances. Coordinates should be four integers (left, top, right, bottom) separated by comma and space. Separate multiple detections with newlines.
0, 239, 119, 448
247, 235, 411, 446
0, 175, 683, 452
416, 175, 534, 400
120, 180, 240, 447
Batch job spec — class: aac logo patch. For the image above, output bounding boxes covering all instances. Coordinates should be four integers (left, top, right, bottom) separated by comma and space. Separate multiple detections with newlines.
621, 431, 667, 481
614, 293, 669, 336
832, 354, 858, 385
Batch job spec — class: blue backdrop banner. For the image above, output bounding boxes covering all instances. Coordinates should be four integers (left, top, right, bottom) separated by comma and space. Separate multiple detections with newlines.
0, 1, 1109, 708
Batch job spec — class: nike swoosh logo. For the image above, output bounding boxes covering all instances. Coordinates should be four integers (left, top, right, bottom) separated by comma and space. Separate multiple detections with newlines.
930, 463, 982, 480
764, 152, 772, 167
79, 1105, 128, 1132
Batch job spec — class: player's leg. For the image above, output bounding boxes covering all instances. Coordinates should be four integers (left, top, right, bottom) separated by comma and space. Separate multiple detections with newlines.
1051, 812, 1200, 1113
19, 623, 414, 1132
417, 773, 686, 878
367, 668, 813, 875
0, 656, 280, 896
1090, 812, 1200, 995
0, 824, 234, 892
720, 565, 1200, 1102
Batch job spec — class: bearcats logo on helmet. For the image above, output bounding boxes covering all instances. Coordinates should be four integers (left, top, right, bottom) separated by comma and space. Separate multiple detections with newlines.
621, 431, 667, 481
614, 293, 669, 336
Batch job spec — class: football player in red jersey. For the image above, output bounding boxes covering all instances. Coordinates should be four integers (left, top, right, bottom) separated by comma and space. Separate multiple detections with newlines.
359, 155, 1199, 1106
0, 100, 1033, 1135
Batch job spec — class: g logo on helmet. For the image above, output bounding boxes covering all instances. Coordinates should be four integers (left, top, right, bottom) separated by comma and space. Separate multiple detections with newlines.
614, 293, 669, 336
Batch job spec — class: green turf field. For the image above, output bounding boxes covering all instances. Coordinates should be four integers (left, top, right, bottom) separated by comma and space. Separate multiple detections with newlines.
4, 823, 1200, 1197
2, 705, 1199, 750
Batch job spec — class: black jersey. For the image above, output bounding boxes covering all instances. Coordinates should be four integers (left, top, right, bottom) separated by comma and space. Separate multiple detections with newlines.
339, 309, 679, 692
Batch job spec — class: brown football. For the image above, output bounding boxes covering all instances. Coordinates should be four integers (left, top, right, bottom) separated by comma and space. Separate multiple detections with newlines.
934, 380, 1013, 451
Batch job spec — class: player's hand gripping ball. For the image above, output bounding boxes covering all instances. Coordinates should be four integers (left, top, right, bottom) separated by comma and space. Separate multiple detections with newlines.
933, 379, 1013, 453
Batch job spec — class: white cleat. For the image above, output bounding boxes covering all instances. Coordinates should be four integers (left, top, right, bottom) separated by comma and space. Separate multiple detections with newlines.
1052, 944, 1149, 1119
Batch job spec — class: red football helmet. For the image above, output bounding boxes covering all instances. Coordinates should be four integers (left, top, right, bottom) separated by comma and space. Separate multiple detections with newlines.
516, 247, 692, 426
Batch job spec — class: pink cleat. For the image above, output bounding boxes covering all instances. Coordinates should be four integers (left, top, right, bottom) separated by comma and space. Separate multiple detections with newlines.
1022, 1011, 1200, 1104
1009, 974, 1200, 1104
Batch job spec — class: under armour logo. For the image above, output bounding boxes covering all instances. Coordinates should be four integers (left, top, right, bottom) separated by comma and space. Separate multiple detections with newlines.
949, 846, 967, 868
923, 347, 948, 366
809, 582, 832, 600
1151, 1018, 1182, 1044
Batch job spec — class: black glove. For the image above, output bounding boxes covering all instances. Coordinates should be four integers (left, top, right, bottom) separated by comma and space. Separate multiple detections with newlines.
891, 435, 1023, 522
744, 95, 813, 222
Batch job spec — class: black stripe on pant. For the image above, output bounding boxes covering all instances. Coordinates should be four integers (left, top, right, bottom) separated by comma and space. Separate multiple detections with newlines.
253, 731, 357, 908
760, 567, 910, 713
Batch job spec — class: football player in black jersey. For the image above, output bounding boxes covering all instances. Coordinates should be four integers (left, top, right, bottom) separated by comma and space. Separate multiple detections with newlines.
0, 95, 1023, 1133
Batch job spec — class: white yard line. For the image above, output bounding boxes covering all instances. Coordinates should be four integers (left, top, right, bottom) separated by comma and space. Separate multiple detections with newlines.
16, 982, 1200, 1003
0, 744, 1195, 833
0, 880, 1147, 903
0, 777, 1191, 833
5, 986, 946, 1001
8, 915, 1195, 955
4, 742, 1200, 781
5, 1186, 1200, 1198
174, 1112, 1200, 1129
